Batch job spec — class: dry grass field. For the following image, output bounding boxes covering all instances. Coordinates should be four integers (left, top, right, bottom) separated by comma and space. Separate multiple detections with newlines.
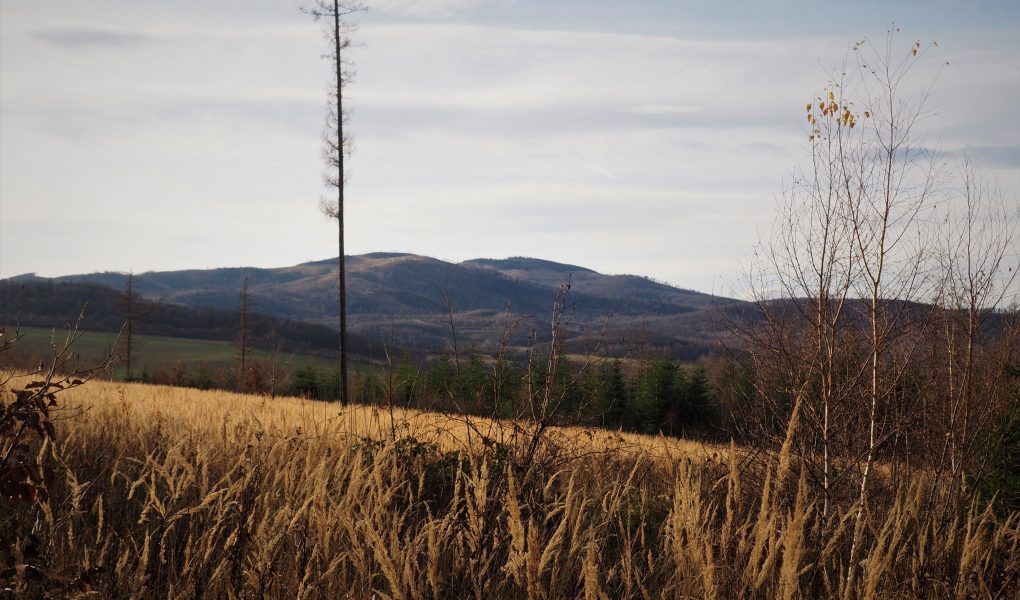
56, 380, 723, 461
4, 378, 1019, 598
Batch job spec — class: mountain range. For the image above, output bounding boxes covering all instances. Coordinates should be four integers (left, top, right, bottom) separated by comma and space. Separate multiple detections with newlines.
5, 253, 745, 359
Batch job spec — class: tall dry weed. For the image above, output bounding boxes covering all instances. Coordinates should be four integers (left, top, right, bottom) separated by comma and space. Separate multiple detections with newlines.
6, 380, 1016, 599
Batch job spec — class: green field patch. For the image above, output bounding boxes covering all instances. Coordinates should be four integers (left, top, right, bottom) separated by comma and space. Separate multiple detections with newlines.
3, 325, 338, 377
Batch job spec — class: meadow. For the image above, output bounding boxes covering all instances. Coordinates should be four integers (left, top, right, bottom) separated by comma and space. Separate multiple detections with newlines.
7, 326, 337, 380
2, 377, 1016, 598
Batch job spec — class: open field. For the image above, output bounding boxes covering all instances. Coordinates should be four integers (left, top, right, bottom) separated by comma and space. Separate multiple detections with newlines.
4, 326, 338, 377
2, 377, 1016, 598
54, 379, 726, 460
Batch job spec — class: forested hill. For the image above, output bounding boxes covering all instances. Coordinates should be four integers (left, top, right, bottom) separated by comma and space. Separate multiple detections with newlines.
6, 253, 744, 359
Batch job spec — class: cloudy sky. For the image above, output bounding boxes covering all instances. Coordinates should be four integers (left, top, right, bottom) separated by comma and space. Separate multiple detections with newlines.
1, 0, 1018, 295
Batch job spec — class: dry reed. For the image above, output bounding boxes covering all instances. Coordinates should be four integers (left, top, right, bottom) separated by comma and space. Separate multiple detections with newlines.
9, 380, 1018, 598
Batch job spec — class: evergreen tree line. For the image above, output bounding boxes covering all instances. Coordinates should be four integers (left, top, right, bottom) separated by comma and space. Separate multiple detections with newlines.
286, 353, 741, 438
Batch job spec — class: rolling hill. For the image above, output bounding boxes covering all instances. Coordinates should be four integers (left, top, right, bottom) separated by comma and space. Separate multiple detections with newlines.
0, 279, 387, 360
5, 253, 745, 359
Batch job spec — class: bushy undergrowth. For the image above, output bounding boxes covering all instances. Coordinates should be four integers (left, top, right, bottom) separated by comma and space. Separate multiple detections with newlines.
2, 382, 1017, 599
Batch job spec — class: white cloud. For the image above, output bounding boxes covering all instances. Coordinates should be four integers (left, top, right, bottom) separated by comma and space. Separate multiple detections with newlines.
625, 104, 702, 115
1, 1, 1017, 293
366, 0, 504, 19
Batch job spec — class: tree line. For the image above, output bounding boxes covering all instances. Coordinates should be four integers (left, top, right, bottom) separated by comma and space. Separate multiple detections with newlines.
284, 353, 734, 433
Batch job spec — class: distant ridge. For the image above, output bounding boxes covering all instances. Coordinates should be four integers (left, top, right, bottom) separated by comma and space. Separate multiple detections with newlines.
464, 256, 596, 274
4, 253, 743, 359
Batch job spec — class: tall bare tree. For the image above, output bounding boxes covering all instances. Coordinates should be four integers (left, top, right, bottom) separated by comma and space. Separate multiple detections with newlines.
117, 272, 158, 381
936, 159, 1018, 490
120, 273, 137, 379
306, 1, 362, 405
236, 275, 252, 393
735, 30, 1020, 591
837, 37, 943, 586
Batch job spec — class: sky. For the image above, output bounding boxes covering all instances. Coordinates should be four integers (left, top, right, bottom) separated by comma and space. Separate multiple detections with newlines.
1, 0, 1018, 296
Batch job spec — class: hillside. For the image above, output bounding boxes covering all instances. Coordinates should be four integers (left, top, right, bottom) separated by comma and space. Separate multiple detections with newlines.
6, 253, 744, 358
0, 279, 387, 360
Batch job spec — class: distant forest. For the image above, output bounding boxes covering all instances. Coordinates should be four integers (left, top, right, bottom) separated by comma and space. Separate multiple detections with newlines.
0, 280, 385, 359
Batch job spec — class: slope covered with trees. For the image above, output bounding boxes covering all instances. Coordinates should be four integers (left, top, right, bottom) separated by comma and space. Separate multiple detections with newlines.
6, 253, 740, 358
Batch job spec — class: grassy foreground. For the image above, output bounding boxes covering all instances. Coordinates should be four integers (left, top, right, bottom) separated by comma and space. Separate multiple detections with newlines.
6, 379, 1019, 598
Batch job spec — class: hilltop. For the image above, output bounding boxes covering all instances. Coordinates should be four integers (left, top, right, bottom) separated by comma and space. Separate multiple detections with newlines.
6, 253, 743, 358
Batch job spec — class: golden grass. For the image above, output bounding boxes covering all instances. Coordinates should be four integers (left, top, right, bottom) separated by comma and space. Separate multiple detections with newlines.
56, 379, 724, 462
7, 379, 1019, 598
